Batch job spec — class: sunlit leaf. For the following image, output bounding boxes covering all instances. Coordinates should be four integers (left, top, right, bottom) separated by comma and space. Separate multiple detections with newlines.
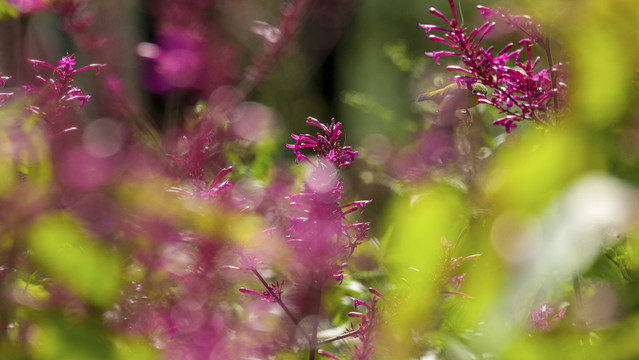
27, 212, 123, 308
0, 130, 16, 196
0, 0, 18, 19
29, 313, 115, 360
380, 183, 469, 357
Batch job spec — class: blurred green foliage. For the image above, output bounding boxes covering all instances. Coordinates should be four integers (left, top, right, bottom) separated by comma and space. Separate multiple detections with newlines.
368, 0, 639, 358
27, 212, 123, 308
1, 0, 639, 358
0, 0, 18, 19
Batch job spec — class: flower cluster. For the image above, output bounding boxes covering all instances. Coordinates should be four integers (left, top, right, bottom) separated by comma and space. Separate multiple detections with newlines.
285, 117, 370, 283
0, 73, 12, 105
530, 302, 567, 331
225, 117, 371, 358
284, 178, 370, 284
166, 133, 234, 202
345, 288, 387, 360
27, 54, 105, 120
421, 0, 565, 131
287, 117, 359, 168
237, 117, 370, 289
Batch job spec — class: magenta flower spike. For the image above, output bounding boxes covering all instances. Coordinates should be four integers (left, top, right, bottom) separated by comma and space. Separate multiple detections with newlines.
421, 1, 565, 131
346, 292, 384, 360
28, 54, 105, 111
283, 117, 371, 284
287, 117, 359, 168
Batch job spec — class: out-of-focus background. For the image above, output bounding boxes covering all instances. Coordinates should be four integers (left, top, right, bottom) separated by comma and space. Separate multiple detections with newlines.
1, 0, 639, 359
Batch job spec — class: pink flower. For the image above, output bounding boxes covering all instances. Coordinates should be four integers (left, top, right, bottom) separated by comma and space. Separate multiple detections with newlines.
530, 302, 567, 331
28, 53, 105, 113
239, 281, 285, 303
420, 0, 565, 131
7, 0, 50, 14
287, 117, 359, 168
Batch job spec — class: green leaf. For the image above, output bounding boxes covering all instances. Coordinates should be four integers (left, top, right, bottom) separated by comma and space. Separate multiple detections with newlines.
483, 128, 591, 213
29, 313, 116, 360
113, 337, 159, 360
250, 143, 275, 182
0, 0, 19, 19
380, 183, 469, 357
584, 245, 632, 283
27, 212, 123, 308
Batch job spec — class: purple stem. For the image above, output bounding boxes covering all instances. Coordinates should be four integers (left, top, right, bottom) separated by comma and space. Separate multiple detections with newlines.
541, 36, 559, 113
318, 329, 361, 345
250, 268, 311, 343
308, 276, 322, 360
238, 0, 310, 99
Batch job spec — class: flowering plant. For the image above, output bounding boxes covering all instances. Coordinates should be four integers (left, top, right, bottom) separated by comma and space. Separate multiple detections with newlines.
421, 0, 566, 131
0, 0, 637, 359
224, 116, 372, 359
28, 54, 104, 109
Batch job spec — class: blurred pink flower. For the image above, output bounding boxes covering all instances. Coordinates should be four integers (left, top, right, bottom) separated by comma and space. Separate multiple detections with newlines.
530, 302, 566, 331
287, 117, 359, 168
28, 53, 104, 111
239, 281, 285, 303
7, 0, 50, 14
0, 74, 12, 105
421, 0, 565, 131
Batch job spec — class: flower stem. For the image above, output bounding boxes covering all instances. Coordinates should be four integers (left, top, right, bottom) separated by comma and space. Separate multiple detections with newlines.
237, 0, 309, 99
251, 268, 311, 343
308, 277, 323, 360
542, 36, 559, 113
318, 329, 361, 345
573, 274, 585, 328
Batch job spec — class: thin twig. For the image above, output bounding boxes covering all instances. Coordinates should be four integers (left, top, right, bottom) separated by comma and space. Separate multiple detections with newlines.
573, 275, 582, 320
308, 278, 322, 360
541, 36, 559, 114
237, 0, 310, 100
318, 329, 361, 345
250, 268, 311, 343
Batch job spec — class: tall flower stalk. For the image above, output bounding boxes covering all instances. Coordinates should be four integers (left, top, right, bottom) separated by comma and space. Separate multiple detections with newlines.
228, 117, 371, 359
